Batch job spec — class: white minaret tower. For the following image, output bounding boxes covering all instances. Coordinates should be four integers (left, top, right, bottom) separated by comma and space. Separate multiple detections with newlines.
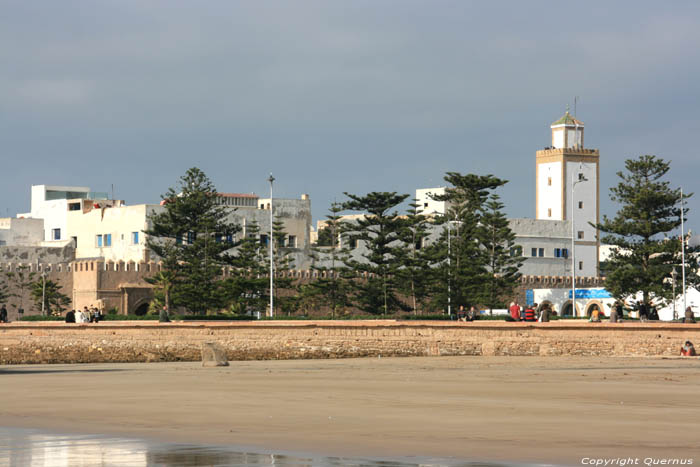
535, 108, 600, 276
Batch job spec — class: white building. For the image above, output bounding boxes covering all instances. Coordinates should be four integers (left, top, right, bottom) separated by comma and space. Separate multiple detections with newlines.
415, 187, 450, 216
18, 185, 109, 244
412, 111, 601, 278
535, 110, 599, 277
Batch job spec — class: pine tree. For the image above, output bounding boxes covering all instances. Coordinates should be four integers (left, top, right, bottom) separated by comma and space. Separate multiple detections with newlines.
342, 191, 410, 316
595, 155, 700, 306
397, 200, 433, 314
271, 217, 297, 316
5, 266, 36, 315
30, 279, 71, 316
307, 202, 354, 318
479, 194, 523, 313
224, 221, 269, 316
429, 173, 508, 310
145, 167, 241, 314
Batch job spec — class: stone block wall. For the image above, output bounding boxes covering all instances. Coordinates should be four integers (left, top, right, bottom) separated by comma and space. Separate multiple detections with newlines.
1, 321, 698, 364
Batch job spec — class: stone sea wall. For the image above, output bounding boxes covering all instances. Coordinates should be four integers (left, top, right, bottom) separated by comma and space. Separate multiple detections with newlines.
2, 321, 699, 364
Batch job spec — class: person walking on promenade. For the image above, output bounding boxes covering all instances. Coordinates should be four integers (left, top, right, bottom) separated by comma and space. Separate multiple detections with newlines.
0, 304, 7, 323
610, 301, 622, 322
508, 301, 521, 322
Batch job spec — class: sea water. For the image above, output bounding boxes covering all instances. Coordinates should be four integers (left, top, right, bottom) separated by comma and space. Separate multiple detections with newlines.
0, 426, 541, 467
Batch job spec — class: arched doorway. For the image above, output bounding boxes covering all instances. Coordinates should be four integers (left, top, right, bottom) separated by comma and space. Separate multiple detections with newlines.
561, 300, 581, 317
134, 302, 150, 316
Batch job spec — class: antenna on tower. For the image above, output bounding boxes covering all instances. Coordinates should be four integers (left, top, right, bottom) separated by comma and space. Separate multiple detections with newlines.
574, 96, 579, 118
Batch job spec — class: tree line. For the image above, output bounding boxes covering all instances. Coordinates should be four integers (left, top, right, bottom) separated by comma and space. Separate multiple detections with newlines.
142, 168, 523, 317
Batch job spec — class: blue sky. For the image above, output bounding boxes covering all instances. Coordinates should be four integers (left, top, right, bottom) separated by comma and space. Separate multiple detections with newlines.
2, 1, 698, 234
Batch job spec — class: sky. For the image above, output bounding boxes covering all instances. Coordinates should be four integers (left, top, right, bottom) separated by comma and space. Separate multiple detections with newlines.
2, 1, 699, 234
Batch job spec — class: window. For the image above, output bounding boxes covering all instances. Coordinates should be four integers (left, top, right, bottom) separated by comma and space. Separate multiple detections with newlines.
554, 248, 561, 258
547, 177, 552, 186
562, 248, 568, 258
68, 202, 81, 211
510, 245, 522, 257
578, 201, 583, 209
577, 231, 584, 239
226, 234, 234, 243
547, 208, 552, 217
260, 234, 269, 246
52, 228, 61, 240
176, 235, 182, 245
214, 234, 223, 243
288, 235, 297, 248
578, 173, 584, 180
424, 203, 428, 208
538, 248, 544, 257
132, 232, 139, 244
186, 232, 195, 244
578, 261, 583, 270
531, 248, 537, 257
104, 234, 112, 247
96, 234, 103, 247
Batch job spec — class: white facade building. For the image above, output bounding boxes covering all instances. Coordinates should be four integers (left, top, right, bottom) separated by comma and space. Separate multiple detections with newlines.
18, 185, 109, 244
415, 187, 450, 216
535, 111, 600, 277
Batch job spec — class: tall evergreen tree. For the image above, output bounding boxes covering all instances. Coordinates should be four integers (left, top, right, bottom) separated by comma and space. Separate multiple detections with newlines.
224, 221, 269, 315
271, 217, 297, 315
397, 199, 433, 314
145, 167, 241, 314
307, 202, 354, 318
342, 192, 409, 315
480, 194, 523, 313
429, 173, 508, 309
595, 155, 699, 306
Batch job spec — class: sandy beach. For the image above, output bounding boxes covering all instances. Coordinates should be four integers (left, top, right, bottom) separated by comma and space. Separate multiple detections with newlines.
2, 356, 699, 465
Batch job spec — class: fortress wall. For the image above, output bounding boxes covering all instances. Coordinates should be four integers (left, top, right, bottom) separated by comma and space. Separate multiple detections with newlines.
1, 320, 698, 364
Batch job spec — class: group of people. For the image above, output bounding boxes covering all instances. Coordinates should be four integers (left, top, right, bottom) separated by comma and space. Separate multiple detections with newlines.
455, 305, 481, 322
507, 301, 550, 322
65, 306, 102, 323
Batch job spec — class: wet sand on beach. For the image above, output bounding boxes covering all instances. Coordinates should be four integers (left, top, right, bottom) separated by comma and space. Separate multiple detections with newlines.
1, 356, 699, 465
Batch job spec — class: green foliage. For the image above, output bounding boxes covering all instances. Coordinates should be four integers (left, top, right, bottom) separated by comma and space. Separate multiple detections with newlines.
30, 279, 71, 316
306, 202, 355, 318
145, 167, 242, 314
396, 199, 433, 314
5, 266, 36, 311
428, 173, 510, 311
223, 221, 269, 315
596, 155, 700, 305
480, 194, 523, 312
342, 191, 410, 315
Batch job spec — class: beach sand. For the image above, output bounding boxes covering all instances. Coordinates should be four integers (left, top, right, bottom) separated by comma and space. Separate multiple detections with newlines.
2, 356, 699, 465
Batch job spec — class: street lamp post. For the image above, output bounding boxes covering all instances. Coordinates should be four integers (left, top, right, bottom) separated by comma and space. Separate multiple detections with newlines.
672, 268, 678, 321
447, 218, 451, 316
571, 171, 588, 317
41, 270, 46, 316
268, 174, 275, 318
680, 188, 687, 315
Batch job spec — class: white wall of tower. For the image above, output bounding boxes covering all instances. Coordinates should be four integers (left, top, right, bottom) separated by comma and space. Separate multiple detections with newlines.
537, 161, 563, 220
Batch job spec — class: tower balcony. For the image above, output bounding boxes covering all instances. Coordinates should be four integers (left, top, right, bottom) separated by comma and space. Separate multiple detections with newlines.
536, 147, 599, 157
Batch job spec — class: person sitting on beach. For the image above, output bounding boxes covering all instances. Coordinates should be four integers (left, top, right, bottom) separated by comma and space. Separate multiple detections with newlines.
680, 341, 697, 356
65, 310, 75, 323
